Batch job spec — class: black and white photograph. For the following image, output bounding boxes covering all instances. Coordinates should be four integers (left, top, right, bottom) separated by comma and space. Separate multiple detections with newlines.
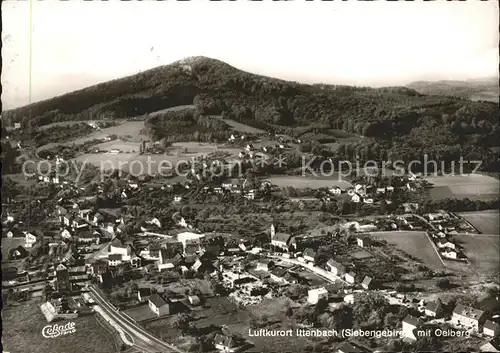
1, 1, 499, 353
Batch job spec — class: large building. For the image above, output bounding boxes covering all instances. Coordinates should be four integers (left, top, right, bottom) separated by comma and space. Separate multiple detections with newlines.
308, 287, 328, 304
270, 224, 292, 250
451, 304, 486, 331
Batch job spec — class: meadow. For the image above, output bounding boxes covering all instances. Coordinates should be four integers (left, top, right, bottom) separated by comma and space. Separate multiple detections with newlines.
458, 210, 500, 235
2, 301, 119, 353
372, 231, 445, 269
425, 174, 499, 200
212, 116, 267, 134
453, 234, 500, 276
265, 175, 353, 189
93, 140, 140, 153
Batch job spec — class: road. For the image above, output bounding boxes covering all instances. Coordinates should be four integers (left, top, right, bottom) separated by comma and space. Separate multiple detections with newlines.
266, 255, 344, 284
88, 285, 185, 353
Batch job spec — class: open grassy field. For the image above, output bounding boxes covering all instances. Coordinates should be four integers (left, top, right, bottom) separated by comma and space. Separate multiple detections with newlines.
425, 174, 499, 200
2, 300, 119, 353
74, 152, 140, 170
265, 175, 353, 189
453, 234, 500, 276
373, 231, 445, 269
212, 116, 267, 134
458, 210, 500, 235
93, 140, 140, 153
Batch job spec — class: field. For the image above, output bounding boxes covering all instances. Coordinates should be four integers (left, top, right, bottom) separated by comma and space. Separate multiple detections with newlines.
453, 235, 500, 276
373, 231, 445, 269
459, 210, 500, 235
2, 301, 119, 353
425, 174, 499, 200
74, 141, 242, 173
93, 140, 140, 153
213, 116, 267, 134
265, 175, 353, 189
124, 304, 157, 322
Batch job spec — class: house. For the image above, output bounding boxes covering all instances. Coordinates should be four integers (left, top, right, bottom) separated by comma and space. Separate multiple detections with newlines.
137, 287, 152, 302
484, 320, 500, 337
425, 298, 444, 318
255, 259, 275, 272
345, 272, 356, 284
361, 276, 373, 290
269, 267, 288, 283
329, 187, 342, 195
214, 334, 238, 353
72, 218, 89, 230
173, 196, 182, 203
402, 315, 421, 340
9, 245, 29, 260
24, 230, 39, 248
386, 186, 394, 192
188, 295, 201, 306
441, 249, 458, 259
363, 198, 374, 204
376, 187, 386, 194
308, 287, 328, 304
146, 217, 162, 229
245, 144, 254, 152
451, 304, 486, 330
437, 239, 456, 250
326, 259, 345, 276
344, 294, 355, 305
60, 228, 72, 239
303, 248, 316, 263
108, 254, 123, 267
336, 341, 363, 353
427, 213, 444, 221
148, 294, 170, 317
351, 194, 361, 203
270, 228, 292, 250
356, 235, 372, 248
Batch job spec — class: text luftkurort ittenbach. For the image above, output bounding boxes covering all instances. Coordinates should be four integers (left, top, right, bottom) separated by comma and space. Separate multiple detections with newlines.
248, 328, 404, 339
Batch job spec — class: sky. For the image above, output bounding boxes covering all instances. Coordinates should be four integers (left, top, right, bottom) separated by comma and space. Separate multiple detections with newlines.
2, 0, 498, 109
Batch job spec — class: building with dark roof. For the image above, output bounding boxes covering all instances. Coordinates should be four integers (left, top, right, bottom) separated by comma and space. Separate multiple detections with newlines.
148, 294, 169, 316
452, 304, 486, 330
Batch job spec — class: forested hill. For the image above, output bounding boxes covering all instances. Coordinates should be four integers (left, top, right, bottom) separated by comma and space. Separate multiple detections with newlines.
3, 56, 500, 169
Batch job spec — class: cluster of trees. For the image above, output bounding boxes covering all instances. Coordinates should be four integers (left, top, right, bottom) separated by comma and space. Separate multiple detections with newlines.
419, 198, 499, 213
144, 108, 232, 143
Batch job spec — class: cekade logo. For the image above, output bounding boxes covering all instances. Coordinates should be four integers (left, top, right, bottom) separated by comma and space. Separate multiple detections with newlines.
42, 322, 76, 338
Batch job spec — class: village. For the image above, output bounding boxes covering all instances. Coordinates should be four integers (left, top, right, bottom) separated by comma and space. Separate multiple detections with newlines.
2, 159, 499, 353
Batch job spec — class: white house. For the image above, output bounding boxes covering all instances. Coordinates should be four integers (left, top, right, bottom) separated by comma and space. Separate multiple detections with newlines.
441, 249, 458, 259
345, 272, 356, 284
148, 294, 169, 316
451, 304, 485, 331
376, 187, 386, 194
363, 198, 374, 204
326, 259, 345, 276
402, 315, 420, 340
214, 334, 238, 353
344, 294, 355, 305
60, 228, 72, 240
308, 287, 328, 304
146, 217, 162, 229
351, 194, 361, 203
24, 231, 38, 248
329, 187, 342, 195
437, 239, 456, 250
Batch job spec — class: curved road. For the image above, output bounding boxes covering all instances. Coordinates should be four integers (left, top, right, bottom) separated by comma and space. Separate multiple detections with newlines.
88, 285, 185, 353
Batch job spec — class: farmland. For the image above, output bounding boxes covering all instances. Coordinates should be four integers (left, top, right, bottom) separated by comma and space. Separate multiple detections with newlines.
458, 210, 500, 235
213, 116, 267, 134
2, 301, 118, 353
265, 175, 353, 189
425, 174, 499, 200
93, 140, 140, 153
372, 231, 445, 269
453, 234, 500, 276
